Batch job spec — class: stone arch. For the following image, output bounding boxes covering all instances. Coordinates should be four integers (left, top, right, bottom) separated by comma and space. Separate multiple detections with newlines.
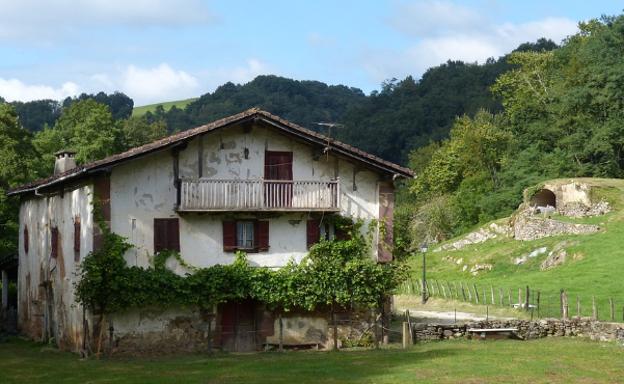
530, 189, 556, 209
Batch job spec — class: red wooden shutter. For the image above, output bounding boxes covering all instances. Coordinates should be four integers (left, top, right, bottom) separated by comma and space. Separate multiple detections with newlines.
24, 226, 29, 254
256, 220, 269, 251
154, 219, 167, 253
74, 217, 81, 253
50, 227, 59, 259
377, 184, 395, 263
223, 221, 236, 252
168, 218, 180, 252
306, 219, 320, 249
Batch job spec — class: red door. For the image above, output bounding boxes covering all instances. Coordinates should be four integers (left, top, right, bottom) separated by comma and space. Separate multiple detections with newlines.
219, 300, 258, 352
264, 151, 293, 208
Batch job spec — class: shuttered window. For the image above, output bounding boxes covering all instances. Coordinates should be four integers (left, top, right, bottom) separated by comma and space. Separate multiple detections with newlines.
74, 217, 81, 261
50, 227, 59, 259
154, 218, 180, 253
223, 220, 269, 252
24, 226, 29, 254
306, 219, 320, 249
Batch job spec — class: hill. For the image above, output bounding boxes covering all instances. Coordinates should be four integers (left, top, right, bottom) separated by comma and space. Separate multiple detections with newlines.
409, 178, 624, 319
132, 98, 197, 117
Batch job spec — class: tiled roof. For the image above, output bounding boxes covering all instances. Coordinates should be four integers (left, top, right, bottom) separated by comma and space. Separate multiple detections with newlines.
8, 109, 414, 195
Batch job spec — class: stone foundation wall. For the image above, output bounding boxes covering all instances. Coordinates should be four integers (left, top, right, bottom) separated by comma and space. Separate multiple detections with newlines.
413, 318, 624, 342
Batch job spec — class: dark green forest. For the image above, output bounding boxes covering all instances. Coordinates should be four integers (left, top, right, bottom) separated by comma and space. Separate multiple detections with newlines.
4, 14, 624, 260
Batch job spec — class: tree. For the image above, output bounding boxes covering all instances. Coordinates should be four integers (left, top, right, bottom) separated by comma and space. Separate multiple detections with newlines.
0, 103, 42, 257
121, 116, 167, 149
33, 99, 122, 169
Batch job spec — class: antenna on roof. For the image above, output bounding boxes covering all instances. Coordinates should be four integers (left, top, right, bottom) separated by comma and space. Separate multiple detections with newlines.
314, 122, 343, 160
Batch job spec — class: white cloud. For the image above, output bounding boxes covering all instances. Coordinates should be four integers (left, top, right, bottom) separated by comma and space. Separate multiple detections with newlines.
389, 0, 486, 37
0, 78, 79, 102
121, 64, 199, 105
0, 0, 214, 40
201, 58, 271, 88
366, 1, 579, 82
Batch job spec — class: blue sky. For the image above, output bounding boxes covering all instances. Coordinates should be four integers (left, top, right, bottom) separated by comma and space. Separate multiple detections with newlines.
0, 1, 621, 106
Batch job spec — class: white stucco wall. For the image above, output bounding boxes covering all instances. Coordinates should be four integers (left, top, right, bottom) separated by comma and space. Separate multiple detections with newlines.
17, 185, 93, 349
109, 123, 383, 271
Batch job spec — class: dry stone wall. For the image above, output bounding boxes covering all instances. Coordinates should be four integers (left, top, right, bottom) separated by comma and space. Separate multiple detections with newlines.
412, 318, 624, 343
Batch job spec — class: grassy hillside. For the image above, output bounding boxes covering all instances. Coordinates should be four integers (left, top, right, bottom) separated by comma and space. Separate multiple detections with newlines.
406, 178, 624, 319
132, 98, 197, 117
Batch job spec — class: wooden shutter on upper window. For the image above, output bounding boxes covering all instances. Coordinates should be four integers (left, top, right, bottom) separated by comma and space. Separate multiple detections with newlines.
306, 219, 320, 249
256, 220, 269, 251
23, 226, 29, 254
167, 218, 180, 252
74, 217, 81, 254
154, 219, 167, 253
50, 227, 59, 259
223, 221, 236, 252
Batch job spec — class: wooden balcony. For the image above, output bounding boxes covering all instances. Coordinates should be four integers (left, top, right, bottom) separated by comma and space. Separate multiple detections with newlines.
178, 178, 340, 212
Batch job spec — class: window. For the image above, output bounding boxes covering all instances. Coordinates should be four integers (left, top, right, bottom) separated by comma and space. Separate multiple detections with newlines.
154, 218, 180, 253
51, 227, 59, 259
74, 217, 81, 262
223, 220, 269, 252
236, 221, 255, 250
23, 226, 29, 254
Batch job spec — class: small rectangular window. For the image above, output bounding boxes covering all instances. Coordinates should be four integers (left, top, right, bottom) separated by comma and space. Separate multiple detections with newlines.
236, 221, 255, 249
51, 227, 59, 259
154, 218, 180, 253
24, 226, 29, 254
74, 217, 81, 261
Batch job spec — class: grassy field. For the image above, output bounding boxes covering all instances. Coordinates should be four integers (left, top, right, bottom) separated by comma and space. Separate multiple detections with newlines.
1, 337, 622, 383
132, 98, 197, 117
405, 178, 624, 320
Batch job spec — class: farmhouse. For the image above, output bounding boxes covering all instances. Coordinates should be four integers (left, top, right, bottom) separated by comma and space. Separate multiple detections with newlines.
7, 109, 412, 353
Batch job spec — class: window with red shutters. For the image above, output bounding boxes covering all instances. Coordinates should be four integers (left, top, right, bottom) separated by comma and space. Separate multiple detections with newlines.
23, 226, 29, 254
154, 218, 180, 253
256, 220, 269, 252
50, 227, 59, 259
306, 219, 320, 249
223, 221, 237, 252
223, 220, 269, 252
74, 217, 81, 261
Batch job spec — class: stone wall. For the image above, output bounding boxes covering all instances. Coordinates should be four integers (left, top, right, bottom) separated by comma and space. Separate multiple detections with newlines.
412, 318, 624, 342
513, 214, 600, 241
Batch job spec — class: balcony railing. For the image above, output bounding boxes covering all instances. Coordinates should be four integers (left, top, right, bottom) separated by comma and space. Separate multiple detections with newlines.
178, 178, 340, 211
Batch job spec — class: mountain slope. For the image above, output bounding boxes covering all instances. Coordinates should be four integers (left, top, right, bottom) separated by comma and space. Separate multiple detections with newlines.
409, 178, 624, 319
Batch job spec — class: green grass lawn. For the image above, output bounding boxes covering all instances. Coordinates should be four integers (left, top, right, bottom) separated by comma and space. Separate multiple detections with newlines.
132, 98, 197, 117
1, 337, 623, 383
405, 178, 624, 320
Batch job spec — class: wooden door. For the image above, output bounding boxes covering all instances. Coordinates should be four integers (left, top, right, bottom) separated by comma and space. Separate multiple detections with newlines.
264, 151, 293, 208
219, 300, 258, 352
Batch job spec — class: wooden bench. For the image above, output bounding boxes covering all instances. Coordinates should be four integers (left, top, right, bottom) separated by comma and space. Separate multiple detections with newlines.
467, 328, 519, 340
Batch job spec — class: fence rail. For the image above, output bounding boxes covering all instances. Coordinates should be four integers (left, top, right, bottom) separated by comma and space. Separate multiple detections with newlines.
179, 178, 340, 211
398, 277, 624, 322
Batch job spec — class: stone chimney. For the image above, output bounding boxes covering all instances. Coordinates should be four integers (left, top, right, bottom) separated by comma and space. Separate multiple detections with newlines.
54, 150, 77, 175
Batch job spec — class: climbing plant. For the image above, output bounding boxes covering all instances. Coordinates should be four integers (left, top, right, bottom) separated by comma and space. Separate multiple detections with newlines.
75, 215, 408, 324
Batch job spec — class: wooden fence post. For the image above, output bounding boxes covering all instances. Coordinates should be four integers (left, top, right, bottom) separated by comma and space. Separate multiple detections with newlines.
577, 296, 581, 318
436, 280, 442, 297
592, 296, 597, 321
402, 322, 410, 349
490, 286, 495, 305
518, 288, 522, 308
525, 286, 530, 311
453, 282, 459, 299
441, 283, 447, 299
447, 281, 453, 299
473, 284, 480, 304
610, 298, 615, 321
560, 290, 569, 320
536, 291, 541, 318
465, 283, 471, 302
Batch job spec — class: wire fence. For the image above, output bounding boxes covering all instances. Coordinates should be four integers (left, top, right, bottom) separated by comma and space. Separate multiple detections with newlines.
398, 277, 624, 322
